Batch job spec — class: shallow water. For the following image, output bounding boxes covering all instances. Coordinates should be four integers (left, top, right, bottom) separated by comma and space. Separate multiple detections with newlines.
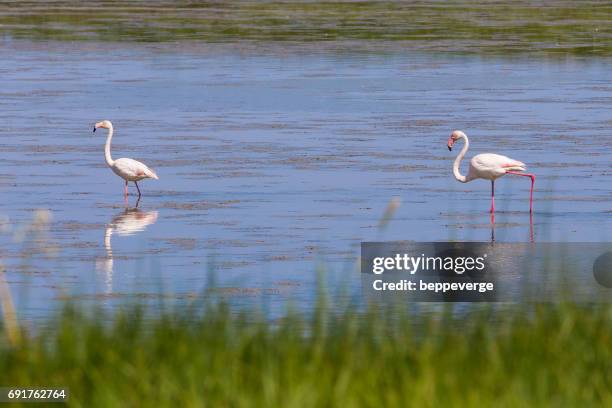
0, 41, 610, 321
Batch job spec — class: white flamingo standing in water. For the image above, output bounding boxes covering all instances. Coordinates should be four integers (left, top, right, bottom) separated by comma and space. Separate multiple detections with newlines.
447, 130, 535, 214
93, 120, 159, 198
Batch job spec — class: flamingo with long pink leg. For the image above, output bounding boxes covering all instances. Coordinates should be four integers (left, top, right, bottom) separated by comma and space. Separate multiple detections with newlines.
447, 130, 535, 214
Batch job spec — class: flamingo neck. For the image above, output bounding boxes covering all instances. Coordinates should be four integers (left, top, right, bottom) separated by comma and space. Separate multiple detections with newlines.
453, 134, 469, 183
104, 126, 115, 167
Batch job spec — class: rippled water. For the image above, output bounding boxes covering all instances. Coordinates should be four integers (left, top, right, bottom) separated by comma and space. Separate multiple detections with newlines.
0, 41, 610, 321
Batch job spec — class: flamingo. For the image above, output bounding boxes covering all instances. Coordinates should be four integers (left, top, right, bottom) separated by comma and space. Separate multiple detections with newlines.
447, 130, 535, 214
93, 120, 159, 198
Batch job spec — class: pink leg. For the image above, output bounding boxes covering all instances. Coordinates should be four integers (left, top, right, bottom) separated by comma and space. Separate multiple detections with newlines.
490, 180, 495, 213
506, 171, 535, 213
529, 212, 534, 243
124, 180, 129, 197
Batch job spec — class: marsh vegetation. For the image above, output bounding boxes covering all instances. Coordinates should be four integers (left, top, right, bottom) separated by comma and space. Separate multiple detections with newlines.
1, 1, 610, 55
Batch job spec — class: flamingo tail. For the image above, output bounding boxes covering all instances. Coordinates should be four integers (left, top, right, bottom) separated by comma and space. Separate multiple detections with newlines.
145, 168, 159, 180
502, 160, 526, 172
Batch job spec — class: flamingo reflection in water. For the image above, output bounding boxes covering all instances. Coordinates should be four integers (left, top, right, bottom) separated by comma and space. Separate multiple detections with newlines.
96, 206, 158, 293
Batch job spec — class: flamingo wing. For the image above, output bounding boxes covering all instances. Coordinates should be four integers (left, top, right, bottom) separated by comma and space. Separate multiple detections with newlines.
113, 158, 159, 180
470, 153, 526, 180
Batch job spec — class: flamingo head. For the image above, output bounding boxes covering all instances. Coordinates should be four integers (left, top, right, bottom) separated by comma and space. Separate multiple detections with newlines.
447, 130, 466, 151
93, 120, 112, 132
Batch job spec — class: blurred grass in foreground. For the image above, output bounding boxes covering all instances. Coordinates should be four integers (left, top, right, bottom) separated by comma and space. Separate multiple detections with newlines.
0, 301, 610, 407
0, 1, 610, 56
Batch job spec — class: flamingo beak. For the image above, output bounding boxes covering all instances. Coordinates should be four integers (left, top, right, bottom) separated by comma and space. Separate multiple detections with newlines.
447, 137, 454, 151
93, 126, 96, 133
